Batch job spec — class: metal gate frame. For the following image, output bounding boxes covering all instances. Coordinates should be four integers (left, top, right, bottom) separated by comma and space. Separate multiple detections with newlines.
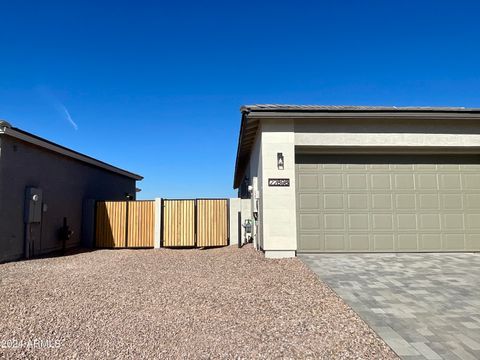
161, 198, 230, 248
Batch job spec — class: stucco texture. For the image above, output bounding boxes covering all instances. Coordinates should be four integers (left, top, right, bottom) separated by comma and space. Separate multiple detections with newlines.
0, 136, 136, 263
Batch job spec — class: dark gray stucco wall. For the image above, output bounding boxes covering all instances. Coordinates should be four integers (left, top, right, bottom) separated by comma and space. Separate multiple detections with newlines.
0, 135, 137, 263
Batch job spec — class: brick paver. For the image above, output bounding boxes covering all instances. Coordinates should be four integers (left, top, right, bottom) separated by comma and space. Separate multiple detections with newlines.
301, 253, 480, 360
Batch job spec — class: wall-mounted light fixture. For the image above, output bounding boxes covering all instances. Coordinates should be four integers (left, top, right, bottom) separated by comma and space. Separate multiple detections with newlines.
277, 152, 284, 170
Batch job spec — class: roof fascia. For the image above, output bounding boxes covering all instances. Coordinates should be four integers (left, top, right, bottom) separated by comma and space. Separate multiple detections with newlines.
245, 111, 480, 120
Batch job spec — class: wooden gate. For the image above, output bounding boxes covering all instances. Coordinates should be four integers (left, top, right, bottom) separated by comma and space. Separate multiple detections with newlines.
162, 200, 196, 247
162, 199, 229, 247
95, 201, 127, 248
96, 200, 155, 248
197, 199, 228, 247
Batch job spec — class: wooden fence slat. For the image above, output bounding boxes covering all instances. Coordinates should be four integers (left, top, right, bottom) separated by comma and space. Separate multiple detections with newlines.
96, 198, 229, 249
96, 200, 154, 248
127, 201, 155, 247
95, 201, 127, 248
196, 199, 228, 247
163, 200, 195, 247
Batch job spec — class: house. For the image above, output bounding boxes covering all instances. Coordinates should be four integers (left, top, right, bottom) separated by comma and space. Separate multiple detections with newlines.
233, 105, 480, 258
0, 120, 142, 263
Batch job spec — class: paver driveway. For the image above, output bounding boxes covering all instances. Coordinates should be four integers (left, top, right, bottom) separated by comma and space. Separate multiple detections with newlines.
300, 253, 480, 360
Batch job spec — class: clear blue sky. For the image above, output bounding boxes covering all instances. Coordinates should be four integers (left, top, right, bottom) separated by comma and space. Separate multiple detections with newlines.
1, 1, 480, 199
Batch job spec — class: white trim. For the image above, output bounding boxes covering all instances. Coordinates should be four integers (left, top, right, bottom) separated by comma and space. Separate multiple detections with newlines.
0, 127, 142, 180
264, 250, 296, 259
154, 198, 162, 249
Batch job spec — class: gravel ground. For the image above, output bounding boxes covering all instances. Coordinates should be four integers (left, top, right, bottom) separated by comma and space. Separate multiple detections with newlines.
0, 245, 397, 359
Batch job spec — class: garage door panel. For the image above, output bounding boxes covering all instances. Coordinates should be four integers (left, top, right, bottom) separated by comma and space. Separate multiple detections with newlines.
419, 214, 441, 230
373, 214, 394, 231
325, 234, 346, 251
347, 174, 368, 189
397, 234, 418, 251
297, 163, 319, 171
397, 214, 416, 231
443, 214, 464, 230
346, 164, 368, 170
372, 194, 392, 210
416, 174, 438, 190
417, 194, 440, 210
440, 174, 462, 189
371, 164, 390, 170
298, 174, 319, 189
324, 194, 344, 209
348, 214, 369, 231
349, 235, 370, 251
464, 174, 480, 190
466, 214, 480, 230
298, 193, 320, 210
296, 154, 480, 252
324, 214, 345, 230
465, 194, 480, 209
299, 213, 322, 230
394, 174, 415, 189
416, 164, 437, 171
348, 194, 368, 209
420, 234, 442, 250
371, 174, 391, 190
323, 174, 343, 189
444, 234, 466, 250
393, 164, 414, 171
442, 194, 463, 209
323, 164, 342, 170
439, 164, 461, 171
396, 194, 416, 210
373, 234, 394, 251
460, 164, 479, 171
299, 234, 324, 251
466, 234, 480, 250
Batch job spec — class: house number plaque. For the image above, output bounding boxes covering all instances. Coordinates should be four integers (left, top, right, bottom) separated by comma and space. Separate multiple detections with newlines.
268, 178, 290, 187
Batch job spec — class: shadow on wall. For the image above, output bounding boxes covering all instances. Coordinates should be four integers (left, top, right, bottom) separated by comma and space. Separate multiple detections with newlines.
95, 200, 155, 249
95, 201, 124, 248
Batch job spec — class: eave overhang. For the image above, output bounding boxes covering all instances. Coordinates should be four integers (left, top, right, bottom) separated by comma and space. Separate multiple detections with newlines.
233, 105, 480, 189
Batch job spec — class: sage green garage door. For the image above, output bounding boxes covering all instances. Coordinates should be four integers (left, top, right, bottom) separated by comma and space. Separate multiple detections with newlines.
296, 154, 480, 252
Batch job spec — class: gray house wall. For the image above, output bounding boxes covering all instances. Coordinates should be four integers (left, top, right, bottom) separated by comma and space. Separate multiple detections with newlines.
0, 135, 136, 263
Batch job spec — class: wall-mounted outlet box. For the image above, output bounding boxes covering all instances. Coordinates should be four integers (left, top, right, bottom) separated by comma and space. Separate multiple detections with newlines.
24, 187, 43, 223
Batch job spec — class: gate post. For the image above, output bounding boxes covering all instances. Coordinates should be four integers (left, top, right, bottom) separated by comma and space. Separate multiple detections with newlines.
154, 198, 162, 249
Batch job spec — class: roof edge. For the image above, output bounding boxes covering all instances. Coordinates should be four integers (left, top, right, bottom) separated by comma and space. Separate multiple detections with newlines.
233, 112, 248, 189
234, 104, 480, 189
0, 127, 143, 181
241, 104, 480, 113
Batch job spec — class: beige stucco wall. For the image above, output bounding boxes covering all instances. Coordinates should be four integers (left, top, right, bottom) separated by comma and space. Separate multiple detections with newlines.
294, 118, 480, 148
248, 128, 263, 249
259, 119, 297, 255
228, 198, 252, 246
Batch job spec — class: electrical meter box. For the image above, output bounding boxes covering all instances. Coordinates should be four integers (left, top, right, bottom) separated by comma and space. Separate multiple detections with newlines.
243, 219, 253, 235
24, 187, 43, 223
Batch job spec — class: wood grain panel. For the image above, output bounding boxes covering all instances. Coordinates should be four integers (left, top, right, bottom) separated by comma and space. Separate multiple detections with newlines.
163, 200, 195, 247
95, 201, 127, 248
127, 201, 155, 247
197, 199, 228, 247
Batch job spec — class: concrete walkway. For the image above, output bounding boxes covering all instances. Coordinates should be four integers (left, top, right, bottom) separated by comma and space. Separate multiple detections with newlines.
300, 253, 480, 360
